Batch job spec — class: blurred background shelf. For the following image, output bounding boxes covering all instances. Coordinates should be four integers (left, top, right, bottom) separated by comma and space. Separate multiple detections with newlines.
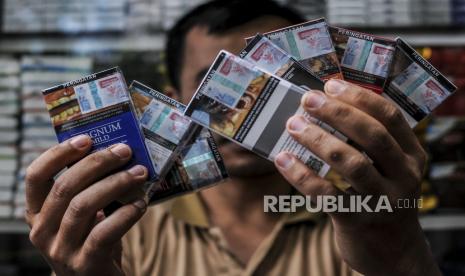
2, 31, 465, 54
0, 221, 28, 234
369, 31, 465, 46
0, 34, 166, 53
421, 214, 465, 231
1, 213, 465, 234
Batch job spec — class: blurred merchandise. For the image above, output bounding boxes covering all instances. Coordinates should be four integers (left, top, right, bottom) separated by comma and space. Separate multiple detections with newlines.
0, 57, 20, 219
15, 56, 93, 219
3, 0, 127, 33
426, 117, 465, 210
326, 0, 465, 27
428, 47, 465, 116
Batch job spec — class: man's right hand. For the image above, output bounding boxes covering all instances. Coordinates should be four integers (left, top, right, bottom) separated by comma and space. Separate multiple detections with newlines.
25, 135, 148, 276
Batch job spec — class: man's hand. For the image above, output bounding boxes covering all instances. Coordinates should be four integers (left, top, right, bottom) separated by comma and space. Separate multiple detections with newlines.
25, 135, 148, 276
274, 80, 440, 276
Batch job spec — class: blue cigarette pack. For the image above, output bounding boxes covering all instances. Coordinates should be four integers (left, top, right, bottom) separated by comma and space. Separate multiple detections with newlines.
42, 67, 157, 183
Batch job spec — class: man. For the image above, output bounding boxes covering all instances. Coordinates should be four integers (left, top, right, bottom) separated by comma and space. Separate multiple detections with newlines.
25, 0, 441, 275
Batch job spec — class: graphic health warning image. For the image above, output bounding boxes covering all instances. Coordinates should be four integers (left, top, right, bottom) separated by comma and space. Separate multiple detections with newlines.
130, 82, 228, 204
255, 18, 343, 81
329, 26, 396, 94
42, 67, 157, 182
240, 34, 347, 142
129, 81, 198, 180
185, 50, 333, 176
149, 128, 228, 205
240, 34, 325, 91
383, 38, 457, 127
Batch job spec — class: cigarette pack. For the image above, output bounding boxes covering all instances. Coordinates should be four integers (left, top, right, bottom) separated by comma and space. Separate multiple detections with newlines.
239, 34, 348, 143
240, 34, 324, 91
383, 38, 457, 127
42, 67, 157, 181
185, 50, 333, 176
329, 26, 396, 94
249, 18, 343, 81
128, 81, 226, 200
149, 128, 228, 205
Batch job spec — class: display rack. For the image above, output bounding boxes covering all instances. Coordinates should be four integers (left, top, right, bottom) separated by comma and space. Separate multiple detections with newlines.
0, 220, 28, 234
0, 0, 464, 256
420, 214, 465, 231
1, 30, 465, 54
0, 34, 165, 53
1, 214, 465, 234
371, 31, 465, 46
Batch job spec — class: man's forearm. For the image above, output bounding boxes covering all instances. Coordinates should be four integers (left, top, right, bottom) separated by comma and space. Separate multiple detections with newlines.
368, 220, 441, 276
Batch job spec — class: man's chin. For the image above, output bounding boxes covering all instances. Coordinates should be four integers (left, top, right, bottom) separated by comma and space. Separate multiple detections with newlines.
218, 141, 277, 177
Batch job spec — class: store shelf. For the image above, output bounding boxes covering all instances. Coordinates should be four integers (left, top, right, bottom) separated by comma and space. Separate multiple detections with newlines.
381, 33, 465, 46
0, 214, 463, 234
0, 220, 29, 234
355, 28, 465, 46
0, 33, 166, 53
420, 214, 465, 231
0, 30, 464, 54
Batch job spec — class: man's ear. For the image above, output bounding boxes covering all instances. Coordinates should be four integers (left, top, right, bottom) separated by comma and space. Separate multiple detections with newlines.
164, 86, 180, 101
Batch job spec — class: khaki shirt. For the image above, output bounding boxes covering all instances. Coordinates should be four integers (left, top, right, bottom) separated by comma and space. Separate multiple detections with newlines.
121, 193, 362, 276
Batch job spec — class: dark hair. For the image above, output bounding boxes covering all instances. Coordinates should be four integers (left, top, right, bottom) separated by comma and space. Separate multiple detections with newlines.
165, 0, 305, 90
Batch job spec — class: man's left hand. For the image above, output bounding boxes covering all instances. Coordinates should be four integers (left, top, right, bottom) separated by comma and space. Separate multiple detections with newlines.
275, 79, 440, 276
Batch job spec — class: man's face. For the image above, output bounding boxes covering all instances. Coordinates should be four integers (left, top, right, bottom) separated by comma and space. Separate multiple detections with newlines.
177, 16, 293, 177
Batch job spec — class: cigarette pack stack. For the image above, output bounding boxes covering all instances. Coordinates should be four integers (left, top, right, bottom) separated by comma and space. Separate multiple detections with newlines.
185, 51, 334, 176
36, 72, 227, 208
288, 0, 326, 20
42, 68, 160, 214
127, 0, 162, 31
423, 0, 451, 26
327, 0, 368, 26
128, 81, 228, 203
0, 57, 20, 219
184, 19, 457, 179
160, 0, 208, 30
14, 56, 93, 219
3, 0, 126, 33
327, 0, 447, 27
366, 0, 423, 27
452, 0, 465, 25
255, 18, 343, 81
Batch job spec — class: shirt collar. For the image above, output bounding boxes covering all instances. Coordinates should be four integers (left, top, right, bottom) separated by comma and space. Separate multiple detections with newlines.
167, 192, 322, 228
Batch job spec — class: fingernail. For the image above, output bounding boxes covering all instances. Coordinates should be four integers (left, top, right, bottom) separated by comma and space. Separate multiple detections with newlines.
128, 165, 146, 176
303, 92, 325, 109
326, 80, 347, 95
133, 198, 147, 211
110, 144, 131, 159
288, 116, 308, 132
275, 152, 294, 170
70, 135, 90, 149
